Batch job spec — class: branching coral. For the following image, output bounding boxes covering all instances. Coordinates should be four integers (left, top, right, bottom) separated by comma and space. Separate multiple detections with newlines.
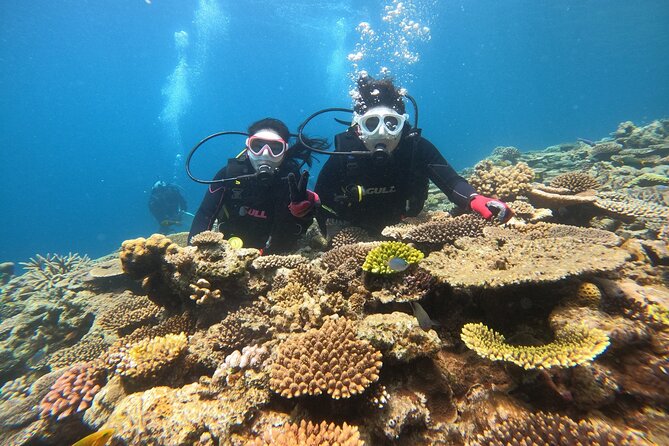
468, 411, 648, 446
188, 278, 222, 305
549, 172, 599, 193
48, 331, 109, 369
330, 227, 373, 249
247, 420, 364, 446
467, 160, 534, 201
15, 253, 91, 296
39, 361, 106, 421
97, 294, 162, 334
362, 241, 424, 274
252, 254, 308, 270
320, 242, 380, 270
460, 323, 610, 369
401, 214, 488, 244
270, 318, 382, 399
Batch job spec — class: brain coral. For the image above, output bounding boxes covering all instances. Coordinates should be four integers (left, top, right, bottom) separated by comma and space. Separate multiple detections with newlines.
460, 323, 610, 369
421, 227, 628, 289
247, 420, 364, 446
467, 411, 648, 446
362, 241, 424, 274
549, 172, 599, 193
269, 318, 382, 399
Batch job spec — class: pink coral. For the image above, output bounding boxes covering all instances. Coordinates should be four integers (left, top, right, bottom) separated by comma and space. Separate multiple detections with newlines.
39, 361, 105, 421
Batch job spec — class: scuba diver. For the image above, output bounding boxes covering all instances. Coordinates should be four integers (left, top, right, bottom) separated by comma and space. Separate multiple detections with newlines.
311, 73, 512, 235
187, 118, 326, 254
148, 181, 189, 233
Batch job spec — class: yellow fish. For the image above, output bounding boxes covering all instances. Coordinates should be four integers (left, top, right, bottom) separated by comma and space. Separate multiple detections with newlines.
72, 428, 114, 446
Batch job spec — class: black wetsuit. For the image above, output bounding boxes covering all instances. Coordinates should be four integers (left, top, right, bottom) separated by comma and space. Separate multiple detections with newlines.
188, 157, 312, 253
149, 184, 187, 229
315, 129, 476, 234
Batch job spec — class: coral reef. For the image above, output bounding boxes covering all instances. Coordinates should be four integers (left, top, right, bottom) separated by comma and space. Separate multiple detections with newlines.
252, 254, 308, 270
108, 332, 187, 380
247, 420, 364, 446
468, 411, 648, 446
467, 160, 534, 201
490, 146, 521, 163
549, 172, 599, 193
399, 214, 488, 244
269, 318, 382, 399
330, 226, 373, 249
320, 242, 380, 270
39, 361, 106, 421
362, 241, 424, 274
461, 323, 610, 369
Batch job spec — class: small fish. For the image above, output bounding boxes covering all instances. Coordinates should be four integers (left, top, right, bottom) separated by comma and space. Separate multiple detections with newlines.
409, 302, 438, 331
576, 137, 596, 147
388, 256, 410, 272
72, 428, 114, 446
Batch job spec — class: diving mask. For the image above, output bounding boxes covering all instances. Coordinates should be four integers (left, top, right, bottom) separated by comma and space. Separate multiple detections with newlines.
245, 130, 287, 176
353, 106, 408, 153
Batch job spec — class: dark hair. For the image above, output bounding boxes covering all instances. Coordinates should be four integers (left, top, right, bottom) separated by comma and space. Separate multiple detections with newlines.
247, 117, 291, 142
353, 74, 406, 114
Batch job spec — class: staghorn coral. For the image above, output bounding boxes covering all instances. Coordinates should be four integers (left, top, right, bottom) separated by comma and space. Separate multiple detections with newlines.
468, 411, 648, 446
467, 160, 534, 201
330, 226, 373, 249
110, 332, 188, 380
320, 242, 380, 270
252, 254, 308, 270
362, 241, 424, 274
422, 227, 628, 289
39, 361, 106, 421
401, 214, 488, 244
549, 172, 599, 193
120, 234, 180, 279
460, 323, 610, 370
10, 253, 92, 298
269, 318, 382, 399
247, 420, 364, 446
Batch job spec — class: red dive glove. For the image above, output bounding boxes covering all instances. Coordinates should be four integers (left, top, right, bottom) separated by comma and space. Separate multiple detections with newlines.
470, 194, 513, 223
288, 171, 320, 218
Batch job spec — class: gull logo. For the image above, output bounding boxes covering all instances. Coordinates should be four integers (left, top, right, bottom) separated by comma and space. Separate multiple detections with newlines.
364, 186, 396, 195
239, 206, 267, 219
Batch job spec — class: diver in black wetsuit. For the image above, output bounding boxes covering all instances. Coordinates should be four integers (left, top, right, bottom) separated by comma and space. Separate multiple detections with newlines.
148, 181, 188, 233
188, 118, 326, 254
314, 74, 512, 234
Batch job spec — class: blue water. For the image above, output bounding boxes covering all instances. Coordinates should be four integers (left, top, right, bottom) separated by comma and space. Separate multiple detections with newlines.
1, 0, 668, 264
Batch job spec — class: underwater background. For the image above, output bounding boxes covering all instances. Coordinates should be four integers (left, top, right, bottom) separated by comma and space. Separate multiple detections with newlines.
1, 0, 668, 264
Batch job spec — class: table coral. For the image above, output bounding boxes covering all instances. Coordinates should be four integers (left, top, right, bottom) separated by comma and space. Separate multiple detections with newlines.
460, 323, 610, 370
467, 411, 649, 446
362, 241, 424, 274
269, 318, 382, 399
39, 361, 106, 421
625, 172, 669, 187
247, 420, 364, 446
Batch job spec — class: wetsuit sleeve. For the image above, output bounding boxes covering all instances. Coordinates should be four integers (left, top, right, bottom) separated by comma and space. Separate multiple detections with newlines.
417, 138, 477, 209
188, 167, 228, 243
314, 155, 344, 217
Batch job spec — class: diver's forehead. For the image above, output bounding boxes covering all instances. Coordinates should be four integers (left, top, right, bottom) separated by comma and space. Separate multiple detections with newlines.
252, 129, 282, 140
363, 105, 398, 115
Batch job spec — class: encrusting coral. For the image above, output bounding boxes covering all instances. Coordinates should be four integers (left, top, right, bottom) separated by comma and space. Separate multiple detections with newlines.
39, 361, 106, 421
468, 411, 648, 446
549, 172, 599, 193
269, 318, 382, 399
460, 323, 610, 370
362, 241, 424, 274
247, 420, 364, 446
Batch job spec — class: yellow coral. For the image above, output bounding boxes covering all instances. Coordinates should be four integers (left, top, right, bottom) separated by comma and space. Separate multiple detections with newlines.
362, 241, 424, 274
120, 234, 180, 279
460, 323, 609, 370
116, 332, 188, 379
575, 282, 602, 307
647, 303, 669, 327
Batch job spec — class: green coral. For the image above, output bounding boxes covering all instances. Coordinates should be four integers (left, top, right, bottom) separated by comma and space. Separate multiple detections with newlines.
625, 172, 669, 187
460, 323, 610, 370
362, 241, 424, 275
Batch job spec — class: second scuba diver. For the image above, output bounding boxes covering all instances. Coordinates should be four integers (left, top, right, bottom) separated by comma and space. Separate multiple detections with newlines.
188, 118, 326, 254
313, 73, 512, 234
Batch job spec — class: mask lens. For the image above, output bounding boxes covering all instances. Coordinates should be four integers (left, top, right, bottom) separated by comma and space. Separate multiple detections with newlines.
249, 138, 286, 156
361, 116, 380, 133
384, 115, 400, 131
